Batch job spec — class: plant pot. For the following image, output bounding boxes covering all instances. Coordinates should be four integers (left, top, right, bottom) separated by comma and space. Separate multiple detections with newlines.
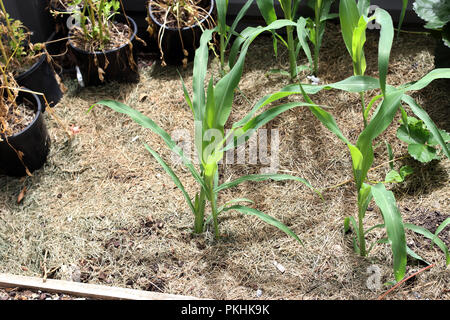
15, 54, 64, 110
148, 0, 215, 66
0, 90, 51, 177
68, 15, 140, 86
434, 40, 450, 69
2, 0, 55, 43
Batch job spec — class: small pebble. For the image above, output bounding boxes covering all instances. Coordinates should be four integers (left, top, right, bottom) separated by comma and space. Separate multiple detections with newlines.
256, 289, 262, 298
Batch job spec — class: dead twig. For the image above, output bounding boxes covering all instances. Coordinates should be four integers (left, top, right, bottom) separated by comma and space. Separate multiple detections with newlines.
377, 263, 436, 300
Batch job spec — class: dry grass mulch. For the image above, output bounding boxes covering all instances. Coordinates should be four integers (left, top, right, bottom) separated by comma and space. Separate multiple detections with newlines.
0, 22, 449, 300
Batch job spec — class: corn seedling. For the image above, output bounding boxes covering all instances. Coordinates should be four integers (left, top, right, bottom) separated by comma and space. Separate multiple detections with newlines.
91, 22, 320, 241
248, 4, 450, 281
215, 0, 254, 75
304, 0, 338, 75
256, 0, 313, 80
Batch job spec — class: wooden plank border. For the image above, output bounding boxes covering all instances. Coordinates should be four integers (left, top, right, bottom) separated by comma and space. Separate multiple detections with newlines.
0, 273, 200, 300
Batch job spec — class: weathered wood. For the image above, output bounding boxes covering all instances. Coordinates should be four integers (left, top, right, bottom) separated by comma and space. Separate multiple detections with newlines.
0, 273, 199, 300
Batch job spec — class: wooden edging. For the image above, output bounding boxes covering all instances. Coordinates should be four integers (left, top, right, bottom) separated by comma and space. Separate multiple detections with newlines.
0, 273, 201, 300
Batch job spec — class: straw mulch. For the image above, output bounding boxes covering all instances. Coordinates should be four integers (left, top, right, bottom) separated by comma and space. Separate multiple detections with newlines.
0, 21, 448, 300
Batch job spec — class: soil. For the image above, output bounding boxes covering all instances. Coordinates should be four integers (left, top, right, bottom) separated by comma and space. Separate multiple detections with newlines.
1, 98, 36, 137
69, 21, 132, 52
150, 0, 212, 29
0, 22, 449, 300
406, 207, 450, 246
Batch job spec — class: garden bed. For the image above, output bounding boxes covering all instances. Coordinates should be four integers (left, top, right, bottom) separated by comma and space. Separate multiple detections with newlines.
0, 22, 448, 300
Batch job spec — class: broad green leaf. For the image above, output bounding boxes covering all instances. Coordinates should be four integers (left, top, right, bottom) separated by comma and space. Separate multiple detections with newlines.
401, 94, 450, 159
405, 223, 450, 265
223, 205, 302, 244
408, 144, 439, 162
413, 0, 450, 29
372, 183, 407, 282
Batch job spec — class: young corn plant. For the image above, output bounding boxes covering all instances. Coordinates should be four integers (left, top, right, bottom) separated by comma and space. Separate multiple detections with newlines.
250, 4, 450, 281
215, 0, 254, 75
256, 0, 310, 80
304, 0, 338, 75
91, 24, 319, 241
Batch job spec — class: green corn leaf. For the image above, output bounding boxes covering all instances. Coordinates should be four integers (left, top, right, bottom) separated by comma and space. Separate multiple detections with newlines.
372, 183, 407, 282
374, 8, 394, 95
357, 183, 372, 220
397, 0, 409, 38
344, 216, 360, 253
339, 0, 360, 56
406, 245, 430, 265
434, 218, 450, 246
404, 223, 450, 265
217, 198, 255, 214
178, 72, 193, 114
215, 173, 315, 193
223, 205, 302, 244
356, 0, 370, 16
256, 0, 277, 24
351, 16, 368, 75
192, 28, 216, 121
296, 17, 313, 69
225, 0, 255, 48
216, 0, 228, 36
400, 68, 450, 92
143, 143, 195, 215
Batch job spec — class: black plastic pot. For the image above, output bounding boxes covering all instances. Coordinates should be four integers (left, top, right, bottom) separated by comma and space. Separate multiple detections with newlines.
0, 90, 51, 177
68, 15, 140, 86
434, 40, 450, 69
2, 0, 55, 43
148, 0, 215, 65
15, 54, 64, 110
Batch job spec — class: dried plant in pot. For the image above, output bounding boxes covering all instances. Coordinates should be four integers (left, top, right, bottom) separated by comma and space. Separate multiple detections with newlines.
0, 72, 50, 177
67, 0, 140, 86
0, 0, 63, 109
147, 0, 215, 67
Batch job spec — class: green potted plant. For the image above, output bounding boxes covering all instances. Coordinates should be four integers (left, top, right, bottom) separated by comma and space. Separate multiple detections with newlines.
67, 0, 140, 86
413, 0, 450, 68
147, 0, 215, 67
0, 0, 63, 109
